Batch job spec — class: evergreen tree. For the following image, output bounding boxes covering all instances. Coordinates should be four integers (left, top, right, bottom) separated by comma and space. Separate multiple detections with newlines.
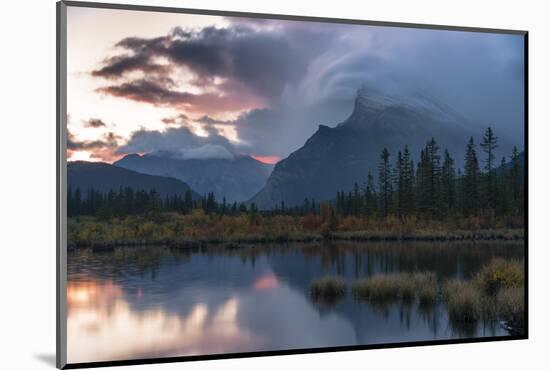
401, 146, 415, 216
221, 197, 227, 216
184, 190, 193, 213
462, 137, 480, 216
353, 183, 361, 216
440, 149, 456, 213
480, 127, 498, 209
393, 151, 405, 217
364, 172, 377, 217
378, 147, 392, 217
238, 203, 247, 214
510, 146, 521, 212
425, 138, 442, 216
74, 187, 82, 215
496, 156, 510, 215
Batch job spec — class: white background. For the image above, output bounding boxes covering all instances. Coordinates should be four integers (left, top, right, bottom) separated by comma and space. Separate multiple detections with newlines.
1, 0, 548, 369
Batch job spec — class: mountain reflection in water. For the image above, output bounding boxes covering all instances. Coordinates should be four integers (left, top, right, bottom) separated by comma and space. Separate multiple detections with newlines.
67, 242, 523, 364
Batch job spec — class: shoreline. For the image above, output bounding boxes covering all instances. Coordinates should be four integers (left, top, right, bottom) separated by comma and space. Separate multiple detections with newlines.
67, 229, 525, 252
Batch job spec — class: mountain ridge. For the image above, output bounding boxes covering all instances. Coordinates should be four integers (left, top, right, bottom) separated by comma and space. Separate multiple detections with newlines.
67, 161, 200, 199
114, 153, 273, 203
249, 87, 517, 209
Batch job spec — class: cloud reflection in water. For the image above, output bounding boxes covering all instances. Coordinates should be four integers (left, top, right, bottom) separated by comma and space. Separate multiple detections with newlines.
67, 280, 261, 363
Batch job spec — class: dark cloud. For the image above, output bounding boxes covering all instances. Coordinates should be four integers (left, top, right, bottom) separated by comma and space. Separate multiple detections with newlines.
91, 18, 524, 159
67, 130, 122, 161
92, 23, 338, 114
92, 53, 172, 79
83, 118, 107, 128
96, 78, 260, 115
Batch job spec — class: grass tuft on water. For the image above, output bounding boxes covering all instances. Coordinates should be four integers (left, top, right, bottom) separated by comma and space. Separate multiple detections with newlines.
352, 272, 439, 303
444, 280, 482, 323
310, 276, 347, 302
474, 258, 524, 295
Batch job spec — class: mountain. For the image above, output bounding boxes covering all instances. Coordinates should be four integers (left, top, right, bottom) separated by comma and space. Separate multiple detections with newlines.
114, 153, 273, 203
250, 87, 515, 209
68, 161, 199, 199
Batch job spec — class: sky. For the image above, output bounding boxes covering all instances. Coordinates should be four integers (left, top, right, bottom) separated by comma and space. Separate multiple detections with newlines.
66, 6, 525, 164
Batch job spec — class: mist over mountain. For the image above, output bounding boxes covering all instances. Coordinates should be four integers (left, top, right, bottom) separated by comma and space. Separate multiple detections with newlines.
250, 87, 519, 209
114, 153, 273, 203
68, 161, 199, 199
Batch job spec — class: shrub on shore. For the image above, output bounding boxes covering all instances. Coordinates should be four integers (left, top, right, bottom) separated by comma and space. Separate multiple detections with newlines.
68, 211, 525, 247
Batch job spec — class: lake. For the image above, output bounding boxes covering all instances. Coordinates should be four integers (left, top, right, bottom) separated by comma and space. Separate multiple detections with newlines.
66, 241, 524, 364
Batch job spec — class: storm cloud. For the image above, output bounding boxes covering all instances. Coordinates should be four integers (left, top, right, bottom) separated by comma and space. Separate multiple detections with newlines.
91, 24, 337, 116
90, 18, 524, 160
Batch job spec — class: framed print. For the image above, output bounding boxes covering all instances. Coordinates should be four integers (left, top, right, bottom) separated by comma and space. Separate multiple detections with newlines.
57, 1, 528, 368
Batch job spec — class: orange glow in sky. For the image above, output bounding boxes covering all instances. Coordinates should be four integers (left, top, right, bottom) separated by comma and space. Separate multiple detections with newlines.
251, 155, 281, 165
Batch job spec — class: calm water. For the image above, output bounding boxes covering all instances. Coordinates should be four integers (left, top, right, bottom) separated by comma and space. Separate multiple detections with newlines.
67, 241, 524, 363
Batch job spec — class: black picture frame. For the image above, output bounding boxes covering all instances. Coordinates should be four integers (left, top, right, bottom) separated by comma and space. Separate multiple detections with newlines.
56, 1, 529, 368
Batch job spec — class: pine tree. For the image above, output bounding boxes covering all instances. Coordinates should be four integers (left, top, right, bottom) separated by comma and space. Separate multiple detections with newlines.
440, 149, 456, 213
480, 127, 498, 209
510, 146, 521, 212
401, 146, 415, 216
496, 156, 510, 215
462, 137, 480, 216
425, 138, 442, 216
184, 190, 193, 213
364, 172, 377, 217
378, 148, 392, 217
393, 150, 405, 217
353, 182, 360, 216
221, 197, 227, 216
74, 188, 82, 215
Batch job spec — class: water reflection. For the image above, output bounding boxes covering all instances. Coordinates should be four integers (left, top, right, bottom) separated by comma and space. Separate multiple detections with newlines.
67, 281, 260, 363
67, 241, 523, 364
253, 273, 279, 291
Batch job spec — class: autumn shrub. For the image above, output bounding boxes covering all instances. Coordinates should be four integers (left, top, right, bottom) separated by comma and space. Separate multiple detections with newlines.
474, 258, 524, 295
301, 214, 322, 231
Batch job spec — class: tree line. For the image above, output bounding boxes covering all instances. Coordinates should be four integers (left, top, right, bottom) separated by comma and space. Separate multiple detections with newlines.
335, 127, 524, 219
67, 184, 319, 219
68, 127, 524, 222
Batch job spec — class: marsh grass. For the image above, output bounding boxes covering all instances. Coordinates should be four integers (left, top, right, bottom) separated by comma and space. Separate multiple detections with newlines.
474, 258, 524, 295
307, 259, 524, 333
352, 272, 439, 303
444, 280, 482, 323
310, 276, 347, 304
496, 286, 525, 333
443, 259, 525, 333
